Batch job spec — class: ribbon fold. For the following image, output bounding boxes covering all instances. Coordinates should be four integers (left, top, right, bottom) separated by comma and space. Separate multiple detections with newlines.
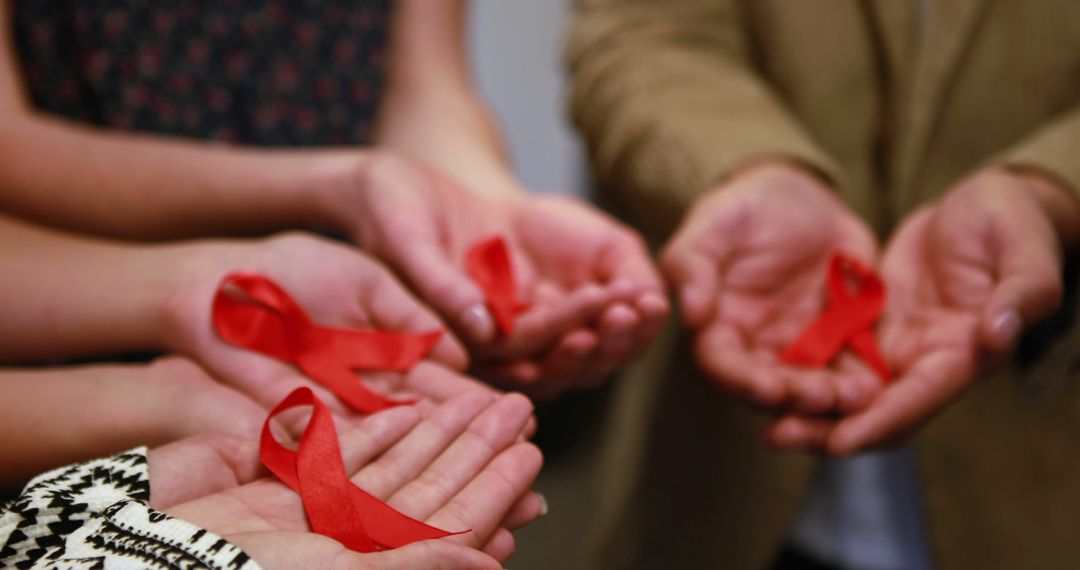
466, 236, 527, 335
780, 254, 891, 382
212, 272, 442, 414
261, 387, 460, 552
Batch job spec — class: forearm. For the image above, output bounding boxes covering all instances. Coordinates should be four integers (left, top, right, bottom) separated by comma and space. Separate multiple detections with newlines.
375, 0, 521, 197
0, 114, 361, 240
0, 363, 169, 486
0, 215, 246, 363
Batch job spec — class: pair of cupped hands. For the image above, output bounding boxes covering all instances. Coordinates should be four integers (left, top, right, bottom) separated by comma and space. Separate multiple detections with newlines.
159, 151, 1076, 519
665, 161, 1080, 456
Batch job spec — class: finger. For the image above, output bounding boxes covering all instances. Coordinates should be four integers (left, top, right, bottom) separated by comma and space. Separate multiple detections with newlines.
531, 329, 599, 393
762, 414, 835, 452
365, 268, 471, 371
499, 491, 548, 530
981, 233, 1062, 354
497, 283, 609, 356
576, 303, 641, 388
827, 350, 974, 456
481, 527, 517, 564
595, 231, 665, 294
427, 442, 544, 548
781, 368, 836, 414
395, 245, 498, 347
394, 361, 500, 406
660, 242, 718, 329
475, 358, 544, 389
337, 405, 424, 474
831, 353, 883, 413
695, 322, 786, 406
628, 292, 671, 355
386, 394, 535, 519
349, 391, 495, 497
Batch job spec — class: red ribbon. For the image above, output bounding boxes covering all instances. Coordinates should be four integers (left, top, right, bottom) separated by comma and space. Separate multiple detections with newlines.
779, 254, 891, 382
260, 387, 460, 552
466, 236, 527, 335
212, 272, 443, 413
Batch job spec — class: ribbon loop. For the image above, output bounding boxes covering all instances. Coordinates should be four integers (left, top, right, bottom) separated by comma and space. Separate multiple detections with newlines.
466, 236, 528, 335
261, 388, 460, 552
213, 272, 442, 413
780, 254, 891, 382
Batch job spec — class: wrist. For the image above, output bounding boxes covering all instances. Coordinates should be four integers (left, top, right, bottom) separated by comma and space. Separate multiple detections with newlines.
155, 239, 255, 355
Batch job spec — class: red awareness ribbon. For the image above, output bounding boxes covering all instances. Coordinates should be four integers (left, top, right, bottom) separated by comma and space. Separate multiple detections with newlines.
260, 387, 461, 552
212, 272, 443, 414
779, 254, 892, 382
466, 236, 528, 335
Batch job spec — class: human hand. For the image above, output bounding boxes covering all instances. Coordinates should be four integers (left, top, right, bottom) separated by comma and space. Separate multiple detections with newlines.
149, 391, 545, 567
0, 356, 266, 486
329, 152, 667, 398
765, 168, 1080, 454
162, 232, 492, 418
663, 162, 881, 414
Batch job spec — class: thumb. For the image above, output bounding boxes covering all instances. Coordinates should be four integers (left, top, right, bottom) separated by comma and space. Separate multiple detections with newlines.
980, 237, 1063, 355
393, 245, 497, 346
660, 242, 718, 329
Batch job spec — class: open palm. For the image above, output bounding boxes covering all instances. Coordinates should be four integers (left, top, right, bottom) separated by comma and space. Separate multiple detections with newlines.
163, 233, 488, 421
664, 163, 881, 413
766, 169, 1072, 454
149, 391, 544, 568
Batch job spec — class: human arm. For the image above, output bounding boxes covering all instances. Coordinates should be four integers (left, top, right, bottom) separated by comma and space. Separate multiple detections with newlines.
0, 357, 265, 488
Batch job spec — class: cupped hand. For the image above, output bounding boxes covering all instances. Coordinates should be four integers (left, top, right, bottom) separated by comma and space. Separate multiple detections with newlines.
765, 168, 1080, 454
149, 391, 545, 568
663, 162, 882, 414
163, 232, 491, 419
337, 152, 667, 397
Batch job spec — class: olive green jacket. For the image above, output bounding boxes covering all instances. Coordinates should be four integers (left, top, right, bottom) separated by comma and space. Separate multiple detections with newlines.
568, 1, 1080, 568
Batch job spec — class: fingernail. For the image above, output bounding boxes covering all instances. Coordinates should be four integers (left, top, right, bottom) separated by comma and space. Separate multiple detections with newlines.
680, 284, 702, 316
460, 303, 495, 342
537, 493, 549, 516
991, 310, 1022, 345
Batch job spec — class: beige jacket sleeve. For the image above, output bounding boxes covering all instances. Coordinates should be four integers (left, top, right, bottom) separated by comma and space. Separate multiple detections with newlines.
997, 104, 1080, 195
566, 0, 839, 236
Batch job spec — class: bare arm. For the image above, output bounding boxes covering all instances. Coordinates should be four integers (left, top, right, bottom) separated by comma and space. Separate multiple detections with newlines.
375, 0, 521, 197
0, 7, 363, 240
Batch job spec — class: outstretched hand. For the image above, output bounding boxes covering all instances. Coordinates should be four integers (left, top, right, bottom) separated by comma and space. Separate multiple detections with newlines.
163, 232, 491, 420
336, 153, 667, 398
149, 391, 545, 568
765, 168, 1080, 454
664, 162, 882, 414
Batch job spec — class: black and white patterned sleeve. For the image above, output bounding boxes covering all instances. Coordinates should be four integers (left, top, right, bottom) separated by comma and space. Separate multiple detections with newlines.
0, 447, 261, 569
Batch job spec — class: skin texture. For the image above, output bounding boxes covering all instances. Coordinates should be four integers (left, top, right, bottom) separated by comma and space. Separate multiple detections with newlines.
148, 392, 546, 568
0, 357, 266, 487
663, 162, 882, 415
762, 168, 1080, 455
336, 153, 668, 398
0, 3, 666, 396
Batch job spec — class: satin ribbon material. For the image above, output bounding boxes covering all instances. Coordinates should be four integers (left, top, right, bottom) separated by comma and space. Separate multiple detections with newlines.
780, 254, 892, 382
466, 236, 527, 335
213, 272, 442, 413
261, 387, 460, 552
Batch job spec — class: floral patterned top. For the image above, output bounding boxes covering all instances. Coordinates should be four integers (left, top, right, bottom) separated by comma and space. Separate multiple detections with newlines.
10, 1, 392, 146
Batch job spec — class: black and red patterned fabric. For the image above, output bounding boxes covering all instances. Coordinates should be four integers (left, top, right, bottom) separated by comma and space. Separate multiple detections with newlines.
10, 1, 392, 146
